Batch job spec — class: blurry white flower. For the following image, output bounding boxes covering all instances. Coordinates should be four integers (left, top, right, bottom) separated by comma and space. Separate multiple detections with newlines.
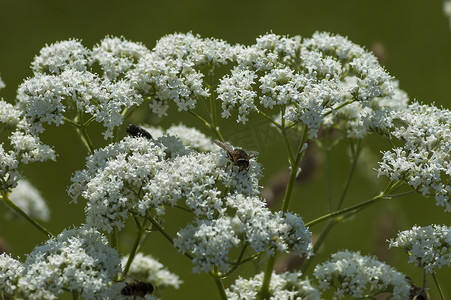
389, 224, 451, 273
226, 271, 321, 300
142, 123, 217, 152
444, 0, 451, 30
9, 179, 49, 221
121, 252, 182, 289
0, 75, 5, 90
313, 250, 410, 299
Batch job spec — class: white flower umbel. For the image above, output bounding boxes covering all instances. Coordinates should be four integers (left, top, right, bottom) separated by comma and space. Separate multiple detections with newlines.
91, 36, 151, 80
18, 226, 121, 300
70, 133, 311, 274
217, 32, 401, 139
121, 252, 182, 289
31, 39, 90, 74
389, 224, 451, 273
0, 144, 20, 191
226, 194, 312, 257
226, 271, 321, 300
0, 253, 24, 297
16, 68, 143, 139
9, 130, 56, 164
0, 131, 56, 191
377, 102, 451, 212
313, 250, 410, 299
8, 179, 49, 221
0, 99, 22, 127
69, 134, 261, 232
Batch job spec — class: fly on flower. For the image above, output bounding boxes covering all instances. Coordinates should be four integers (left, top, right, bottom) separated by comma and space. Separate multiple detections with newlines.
213, 140, 258, 174
121, 279, 154, 300
126, 124, 153, 140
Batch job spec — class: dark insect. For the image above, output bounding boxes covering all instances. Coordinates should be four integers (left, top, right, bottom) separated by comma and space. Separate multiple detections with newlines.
406, 276, 430, 300
126, 124, 153, 140
121, 280, 154, 299
213, 140, 258, 174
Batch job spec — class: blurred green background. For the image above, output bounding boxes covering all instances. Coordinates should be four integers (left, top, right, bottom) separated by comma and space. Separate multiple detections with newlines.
1, 0, 450, 299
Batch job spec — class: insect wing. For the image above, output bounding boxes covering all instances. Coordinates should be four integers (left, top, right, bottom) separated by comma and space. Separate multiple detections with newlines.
213, 140, 234, 153
246, 150, 259, 159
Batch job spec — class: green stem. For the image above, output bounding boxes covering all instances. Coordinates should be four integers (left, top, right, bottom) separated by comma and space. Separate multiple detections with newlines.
259, 254, 276, 299
2, 192, 55, 238
79, 112, 94, 153
300, 219, 335, 274
281, 127, 308, 212
432, 272, 446, 300
218, 243, 249, 278
189, 110, 225, 141
122, 216, 147, 277
72, 291, 80, 300
110, 227, 118, 251
257, 109, 283, 131
336, 140, 361, 210
326, 149, 332, 211
306, 193, 385, 227
145, 215, 194, 260
212, 266, 228, 300
324, 100, 354, 116
260, 127, 308, 299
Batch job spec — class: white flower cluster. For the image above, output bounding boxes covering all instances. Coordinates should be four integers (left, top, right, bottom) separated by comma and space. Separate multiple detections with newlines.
127, 32, 234, 117
121, 252, 182, 289
226, 271, 321, 300
8, 179, 49, 221
10, 32, 408, 143
69, 132, 312, 273
15, 37, 148, 139
142, 123, 218, 152
0, 99, 22, 127
0, 253, 24, 296
0, 227, 121, 300
313, 250, 410, 299
389, 224, 451, 273
217, 32, 402, 139
0, 80, 56, 192
377, 102, 451, 212
0, 130, 56, 191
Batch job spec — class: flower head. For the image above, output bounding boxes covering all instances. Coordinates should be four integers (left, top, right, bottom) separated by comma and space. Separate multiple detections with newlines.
389, 224, 451, 273
0, 253, 24, 296
3, 227, 121, 300
226, 271, 321, 300
313, 250, 410, 299
8, 179, 49, 221
121, 252, 182, 289
70, 128, 311, 273
377, 102, 451, 212
216, 32, 402, 140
